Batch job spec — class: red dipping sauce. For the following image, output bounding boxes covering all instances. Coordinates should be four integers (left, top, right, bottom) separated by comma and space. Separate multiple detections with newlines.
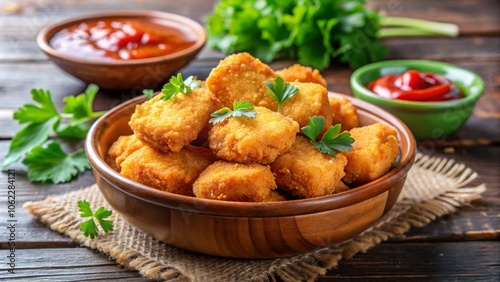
368, 70, 463, 102
50, 19, 197, 61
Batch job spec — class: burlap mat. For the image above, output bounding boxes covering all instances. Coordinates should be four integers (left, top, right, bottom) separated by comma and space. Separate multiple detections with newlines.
23, 152, 486, 282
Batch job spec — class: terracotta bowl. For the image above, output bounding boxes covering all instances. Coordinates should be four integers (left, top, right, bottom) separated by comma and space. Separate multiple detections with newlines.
37, 11, 206, 90
85, 93, 416, 259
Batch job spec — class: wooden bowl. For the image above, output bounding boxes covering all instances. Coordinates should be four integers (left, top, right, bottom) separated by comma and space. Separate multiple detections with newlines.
85, 93, 416, 258
37, 11, 206, 90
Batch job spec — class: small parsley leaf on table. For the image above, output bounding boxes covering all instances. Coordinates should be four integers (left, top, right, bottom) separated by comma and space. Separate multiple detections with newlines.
302, 116, 355, 157
266, 76, 298, 113
210, 100, 257, 124
161, 73, 201, 100
78, 200, 114, 239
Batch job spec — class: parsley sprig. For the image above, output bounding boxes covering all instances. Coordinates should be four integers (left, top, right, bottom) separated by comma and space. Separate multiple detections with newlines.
78, 200, 114, 239
266, 76, 298, 113
161, 74, 201, 100
302, 116, 354, 157
209, 100, 257, 124
2, 84, 105, 183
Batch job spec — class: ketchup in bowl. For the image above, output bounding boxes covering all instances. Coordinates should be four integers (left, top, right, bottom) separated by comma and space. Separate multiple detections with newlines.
50, 19, 197, 61
368, 70, 463, 102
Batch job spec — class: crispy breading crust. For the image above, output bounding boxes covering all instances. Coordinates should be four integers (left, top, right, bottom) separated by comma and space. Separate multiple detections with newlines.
206, 52, 278, 110
342, 123, 400, 186
282, 82, 333, 130
276, 64, 327, 87
129, 88, 221, 152
208, 106, 299, 164
329, 95, 359, 131
107, 134, 144, 171
193, 161, 277, 202
120, 145, 216, 196
271, 135, 347, 198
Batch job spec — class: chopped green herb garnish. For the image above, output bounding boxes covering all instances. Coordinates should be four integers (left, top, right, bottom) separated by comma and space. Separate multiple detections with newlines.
78, 200, 114, 239
209, 100, 257, 124
266, 76, 298, 113
143, 89, 154, 100
302, 116, 354, 157
161, 74, 201, 100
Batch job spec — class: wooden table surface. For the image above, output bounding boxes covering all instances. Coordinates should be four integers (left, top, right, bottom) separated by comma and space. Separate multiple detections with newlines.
0, 0, 499, 281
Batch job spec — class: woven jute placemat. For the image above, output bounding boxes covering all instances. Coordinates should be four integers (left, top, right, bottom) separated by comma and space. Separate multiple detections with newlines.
24, 152, 486, 282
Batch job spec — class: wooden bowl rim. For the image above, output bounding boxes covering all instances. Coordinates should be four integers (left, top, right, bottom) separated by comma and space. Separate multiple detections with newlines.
36, 10, 207, 66
86, 93, 416, 217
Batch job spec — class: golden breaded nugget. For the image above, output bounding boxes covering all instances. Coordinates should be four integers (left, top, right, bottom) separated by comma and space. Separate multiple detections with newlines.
271, 136, 347, 198
120, 145, 216, 196
193, 161, 276, 202
206, 52, 278, 110
129, 88, 221, 152
264, 190, 287, 202
107, 134, 144, 171
342, 123, 400, 186
208, 106, 299, 164
281, 82, 333, 131
276, 64, 327, 87
333, 181, 350, 194
329, 95, 359, 131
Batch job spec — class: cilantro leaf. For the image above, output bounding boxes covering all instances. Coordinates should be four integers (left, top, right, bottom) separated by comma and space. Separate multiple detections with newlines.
13, 89, 59, 124
301, 115, 325, 142
3, 84, 105, 183
210, 100, 257, 124
143, 89, 155, 100
301, 116, 355, 157
22, 142, 90, 184
62, 85, 95, 120
93, 207, 114, 233
266, 76, 298, 112
60, 84, 105, 125
55, 122, 90, 140
2, 116, 59, 168
78, 200, 114, 239
161, 74, 201, 100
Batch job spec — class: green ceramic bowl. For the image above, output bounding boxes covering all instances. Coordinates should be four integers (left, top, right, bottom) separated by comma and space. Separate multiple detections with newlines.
350, 60, 485, 140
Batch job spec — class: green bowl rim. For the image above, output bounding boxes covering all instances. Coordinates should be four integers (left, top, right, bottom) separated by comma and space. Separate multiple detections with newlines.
350, 59, 485, 110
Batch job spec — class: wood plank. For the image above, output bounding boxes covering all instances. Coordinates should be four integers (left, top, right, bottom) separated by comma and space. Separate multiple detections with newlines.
324, 241, 500, 281
0, 248, 151, 281
0, 242, 498, 281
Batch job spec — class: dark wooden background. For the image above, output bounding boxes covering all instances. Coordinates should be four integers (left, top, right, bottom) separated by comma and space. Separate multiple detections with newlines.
0, 0, 498, 281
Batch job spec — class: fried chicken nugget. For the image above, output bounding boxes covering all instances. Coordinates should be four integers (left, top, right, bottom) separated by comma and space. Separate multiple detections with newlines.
120, 145, 216, 196
342, 123, 400, 186
129, 88, 221, 152
270, 135, 347, 198
208, 106, 299, 164
107, 134, 144, 171
281, 82, 333, 131
329, 95, 359, 131
206, 52, 278, 110
193, 161, 277, 202
276, 64, 327, 87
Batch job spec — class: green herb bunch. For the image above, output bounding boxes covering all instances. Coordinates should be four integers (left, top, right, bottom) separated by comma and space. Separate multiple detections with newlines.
206, 0, 458, 70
